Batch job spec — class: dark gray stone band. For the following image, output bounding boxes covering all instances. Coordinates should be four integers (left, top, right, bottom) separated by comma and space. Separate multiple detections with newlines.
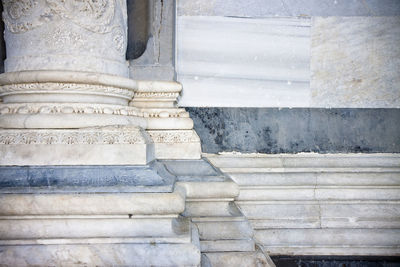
186, 108, 400, 154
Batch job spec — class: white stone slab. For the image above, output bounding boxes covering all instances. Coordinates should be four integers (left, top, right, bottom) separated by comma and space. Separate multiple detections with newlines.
177, 16, 310, 107
0, 218, 180, 239
256, 228, 400, 248
0, 242, 201, 266
0, 192, 185, 216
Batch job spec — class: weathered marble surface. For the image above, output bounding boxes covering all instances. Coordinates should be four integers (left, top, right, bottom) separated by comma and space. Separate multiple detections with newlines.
187, 107, 400, 154
311, 16, 400, 108
178, 0, 400, 17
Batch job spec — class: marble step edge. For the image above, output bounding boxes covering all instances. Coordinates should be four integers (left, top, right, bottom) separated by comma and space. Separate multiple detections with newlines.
249, 218, 400, 230
222, 167, 400, 173
202, 250, 275, 267
229, 175, 400, 187
176, 181, 239, 199
195, 220, 254, 240
256, 228, 400, 244
238, 185, 400, 189
183, 200, 242, 218
0, 224, 201, 267
263, 246, 400, 257
0, 236, 191, 246
236, 199, 400, 204
191, 216, 249, 223
200, 239, 255, 253
206, 153, 400, 168
0, 191, 185, 216
0, 217, 191, 241
237, 189, 400, 201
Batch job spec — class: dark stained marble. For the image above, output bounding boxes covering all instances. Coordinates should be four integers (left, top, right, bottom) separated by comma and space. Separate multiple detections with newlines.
0, 161, 175, 193
186, 108, 400, 154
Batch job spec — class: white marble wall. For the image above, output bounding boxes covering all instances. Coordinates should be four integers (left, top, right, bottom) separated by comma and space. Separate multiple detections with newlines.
176, 12, 400, 108
177, 16, 311, 107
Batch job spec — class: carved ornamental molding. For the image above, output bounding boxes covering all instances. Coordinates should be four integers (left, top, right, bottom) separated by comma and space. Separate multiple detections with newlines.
0, 126, 146, 145
3, 0, 117, 34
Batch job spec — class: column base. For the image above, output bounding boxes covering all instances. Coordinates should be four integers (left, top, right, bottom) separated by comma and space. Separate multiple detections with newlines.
0, 162, 201, 266
0, 125, 154, 165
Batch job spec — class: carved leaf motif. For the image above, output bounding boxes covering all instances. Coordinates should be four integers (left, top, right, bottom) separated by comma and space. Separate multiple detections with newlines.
3, 0, 43, 33
46, 0, 115, 33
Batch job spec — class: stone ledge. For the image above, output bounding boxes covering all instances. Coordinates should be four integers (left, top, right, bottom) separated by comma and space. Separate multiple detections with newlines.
0, 191, 185, 216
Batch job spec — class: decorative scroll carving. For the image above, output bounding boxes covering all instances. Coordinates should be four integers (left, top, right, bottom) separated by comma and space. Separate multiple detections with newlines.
0, 103, 140, 116
0, 82, 135, 99
148, 130, 200, 143
112, 27, 125, 54
134, 92, 180, 98
0, 103, 191, 119
0, 126, 145, 145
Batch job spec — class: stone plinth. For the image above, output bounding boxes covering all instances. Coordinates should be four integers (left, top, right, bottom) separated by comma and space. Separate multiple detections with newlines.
0, 187, 200, 266
0, 126, 154, 165
0, 162, 201, 266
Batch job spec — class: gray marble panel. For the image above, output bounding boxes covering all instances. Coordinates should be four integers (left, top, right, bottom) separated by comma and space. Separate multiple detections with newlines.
0, 161, 175, 193
186, 107, 400, 154
162, 159, 226, 182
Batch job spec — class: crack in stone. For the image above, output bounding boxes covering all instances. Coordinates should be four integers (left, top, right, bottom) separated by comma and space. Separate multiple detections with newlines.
157, 0, 164, 64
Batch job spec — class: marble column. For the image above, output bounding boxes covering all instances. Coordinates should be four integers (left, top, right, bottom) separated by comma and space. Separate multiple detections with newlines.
0, 0, 144, 128
0, 0, 201, 164
0, 0, 154, 164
